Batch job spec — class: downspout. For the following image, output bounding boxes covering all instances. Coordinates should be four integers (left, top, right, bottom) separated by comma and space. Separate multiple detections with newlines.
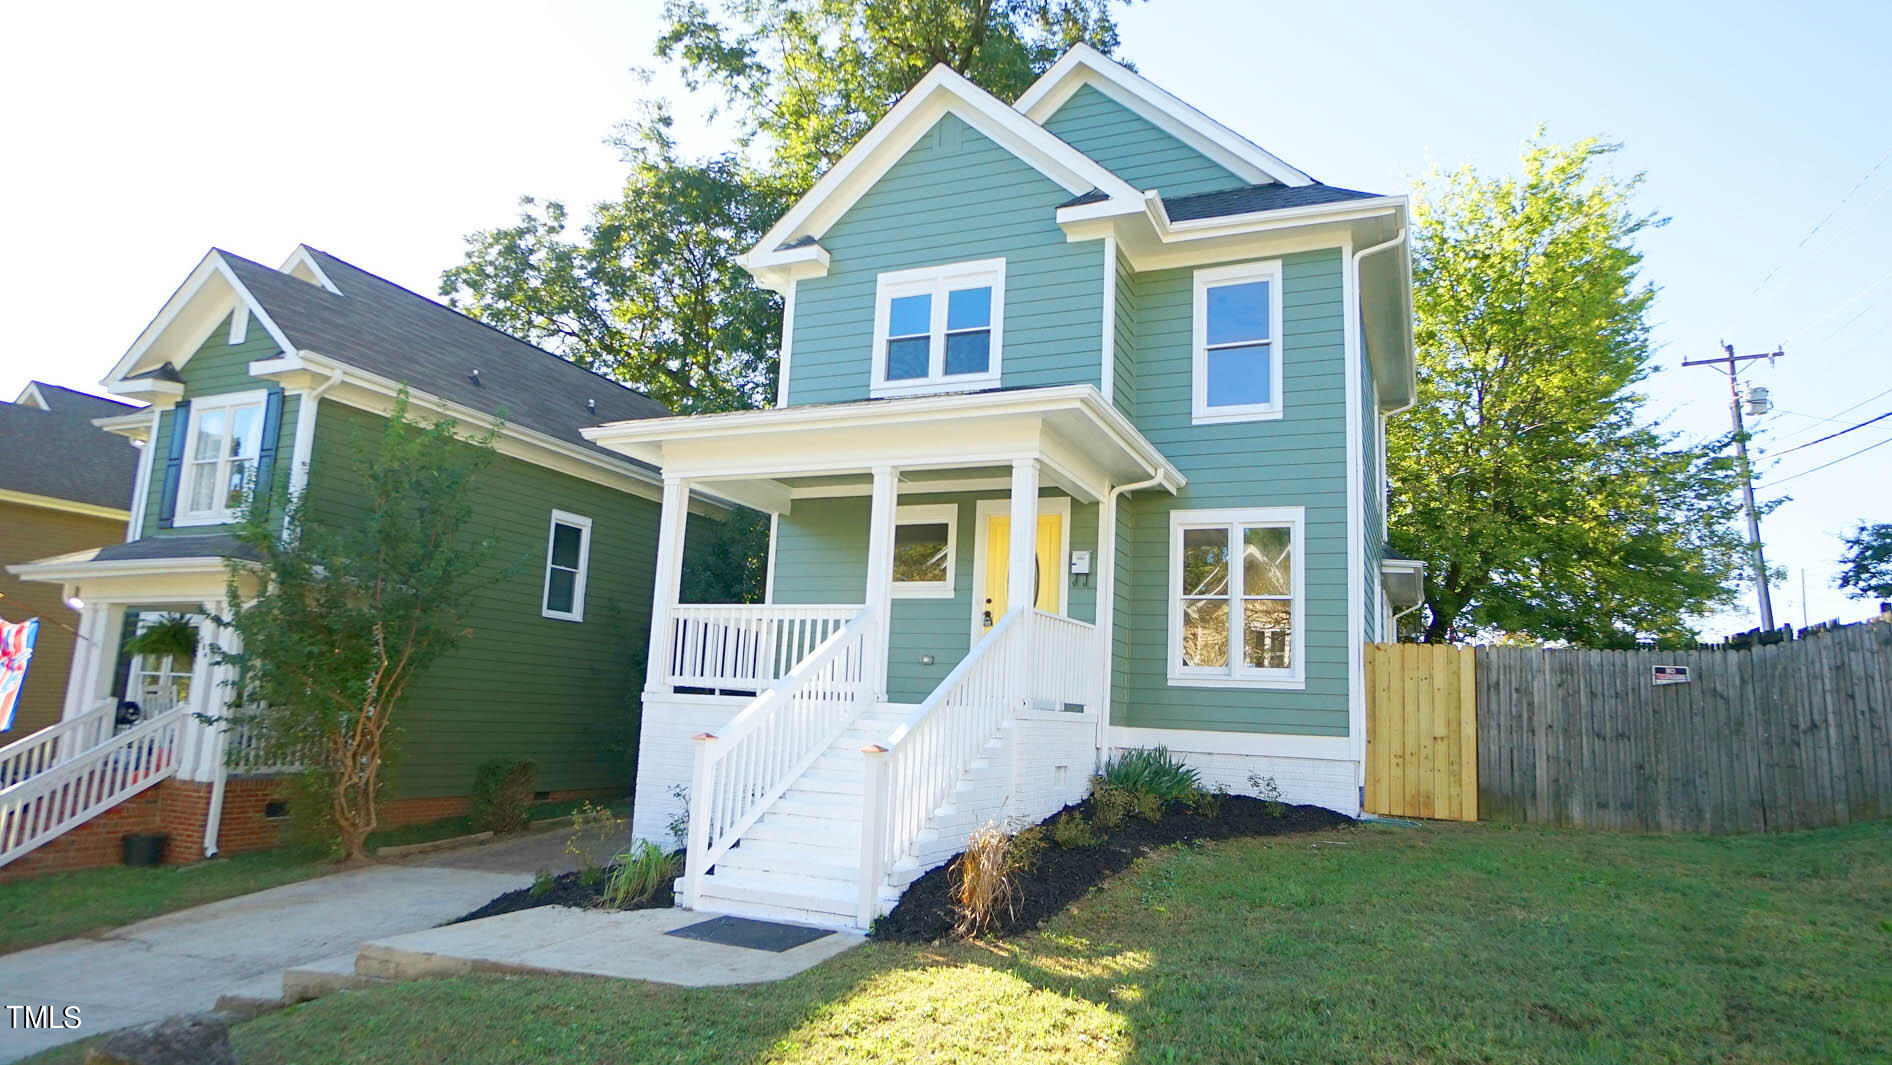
1354, 227, 1412, 416
1094, 468, 1173, 763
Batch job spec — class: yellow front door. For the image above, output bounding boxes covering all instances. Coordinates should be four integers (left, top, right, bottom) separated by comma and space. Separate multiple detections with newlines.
981, 512, 1063, 633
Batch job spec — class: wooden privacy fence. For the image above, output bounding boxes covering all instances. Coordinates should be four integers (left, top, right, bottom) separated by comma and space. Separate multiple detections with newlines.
1364, 621, 1892, 833
1363, 643, 1478, 821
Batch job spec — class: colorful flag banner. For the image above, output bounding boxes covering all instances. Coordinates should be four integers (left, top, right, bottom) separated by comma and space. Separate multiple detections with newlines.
0, 617, 39, 732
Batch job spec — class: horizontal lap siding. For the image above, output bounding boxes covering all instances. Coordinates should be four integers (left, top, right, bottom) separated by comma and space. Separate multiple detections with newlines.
303, 402, 658, 798
787, 113, 1103, 406
0, 503, 126, 739
1040, 83, 1244, 198
774, 490, 1098, 703
1117, 249, 1351, 736
143, 314, 299, 537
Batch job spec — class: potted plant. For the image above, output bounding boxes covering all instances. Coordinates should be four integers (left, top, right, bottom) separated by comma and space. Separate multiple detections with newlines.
122, 614, 198, 662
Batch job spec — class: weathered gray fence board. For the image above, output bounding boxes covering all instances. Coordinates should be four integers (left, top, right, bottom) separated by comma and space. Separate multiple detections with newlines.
1474, 625, 1892, 833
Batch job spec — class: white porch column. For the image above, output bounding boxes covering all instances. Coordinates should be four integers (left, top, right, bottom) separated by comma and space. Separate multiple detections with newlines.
1006, 459, 1041, 616
862, 465, 899, 701
644, 476, 691, 695
58, 603, 108, 723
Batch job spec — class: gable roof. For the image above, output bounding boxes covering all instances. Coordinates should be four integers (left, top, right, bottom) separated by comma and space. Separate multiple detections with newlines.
1162, 183, 1385, 222
744, 62, 1145, 285
0, 400, 138, 512
1015, 43, 1313, 188
13, 382, 139, 421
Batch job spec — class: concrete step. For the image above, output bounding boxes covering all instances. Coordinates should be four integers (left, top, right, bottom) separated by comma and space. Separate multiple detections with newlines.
212, 971, 289, 1018
281, 951, 389, 1004
743, 817, 859, 850
723, 838, 861, 877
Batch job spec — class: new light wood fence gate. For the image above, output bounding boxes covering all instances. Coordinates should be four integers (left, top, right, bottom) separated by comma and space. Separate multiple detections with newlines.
1363, 643, 1477, 821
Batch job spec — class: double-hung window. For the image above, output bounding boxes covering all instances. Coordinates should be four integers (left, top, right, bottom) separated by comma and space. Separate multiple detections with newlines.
1192, 260, 1284, 424
177, 390, 268, 525
871, 258, 1004, 397
541, 510, 593, 622
1169, 507, 1304, 687
891, 503, 957, 598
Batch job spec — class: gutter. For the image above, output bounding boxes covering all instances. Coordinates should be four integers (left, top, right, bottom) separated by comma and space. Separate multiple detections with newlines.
1352, 226, 1415, 415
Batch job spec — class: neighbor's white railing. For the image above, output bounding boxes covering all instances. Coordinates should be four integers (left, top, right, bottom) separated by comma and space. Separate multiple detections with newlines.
0, 698, 117, 789
682, 607, 875, 907
857, 609, 1100, 924
220, 715, 303, 776
0, 706, 189, 867
668, 604, 860, 691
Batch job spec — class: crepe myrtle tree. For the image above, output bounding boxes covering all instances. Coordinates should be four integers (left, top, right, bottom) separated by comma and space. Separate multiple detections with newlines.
218, 391, 500, 860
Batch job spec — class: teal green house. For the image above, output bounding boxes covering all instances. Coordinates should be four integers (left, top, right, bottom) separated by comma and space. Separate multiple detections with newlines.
590, 45, 1421, 929
8, 245, 676, 870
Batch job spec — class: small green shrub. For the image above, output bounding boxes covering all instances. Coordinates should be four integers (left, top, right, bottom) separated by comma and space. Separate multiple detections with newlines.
1090, 780, 1132, 830
528, 868, 557, 897
1131, 791, 1165, 822
564, 802, 626, 879
1100, 747, 1201, 801
1248, 773, 1287, 818
1183, 785, 1227, 819
1008, 824, 1047, 872
1050, 811, 1101, 848
469, 759, 539, 834
602, 840, 680, 908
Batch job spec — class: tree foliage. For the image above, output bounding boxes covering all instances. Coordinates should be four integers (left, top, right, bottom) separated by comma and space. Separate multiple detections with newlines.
1388, 135, 1750, 647
1836, 523, 1892, 602
657, 0, 1134, 189
220, 394, 499, 860
442, 107, 788, 415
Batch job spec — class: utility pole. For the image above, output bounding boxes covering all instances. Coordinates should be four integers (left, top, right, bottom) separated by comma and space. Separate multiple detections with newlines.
1683, 343, 1784, 631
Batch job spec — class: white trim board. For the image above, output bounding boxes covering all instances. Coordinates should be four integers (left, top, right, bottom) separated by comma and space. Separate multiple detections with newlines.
1106, 726, 1352, 762
104, 250, 297, 390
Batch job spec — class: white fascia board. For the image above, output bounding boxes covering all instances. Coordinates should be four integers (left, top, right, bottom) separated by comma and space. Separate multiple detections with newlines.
278, 245, 341, 293
14, 382, 49, 408
1155, 194, 1408, 239
9, 554, 230, 582
92, 411, 160, 438
745, 63, 1141, 267
103, 250, 296, 389
0, 488, 130, 522
1015, 42, 1313, 188
738, 243, 832, 295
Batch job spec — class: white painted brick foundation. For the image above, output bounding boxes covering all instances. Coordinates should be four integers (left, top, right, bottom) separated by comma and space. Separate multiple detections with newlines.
1113, 746, 1361, 818
630, 694, 748, 847
904, 710, 1097, 873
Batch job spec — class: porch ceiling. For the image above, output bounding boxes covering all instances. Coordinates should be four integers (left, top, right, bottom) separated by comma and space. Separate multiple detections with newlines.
582, 385, 1184, 513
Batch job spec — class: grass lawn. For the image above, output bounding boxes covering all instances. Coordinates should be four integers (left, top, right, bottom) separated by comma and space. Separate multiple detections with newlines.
50, 817, 1872, 1065
0, 798, 626, 957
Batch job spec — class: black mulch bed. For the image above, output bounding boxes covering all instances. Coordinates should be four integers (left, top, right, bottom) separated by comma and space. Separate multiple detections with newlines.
871, 796, 1352, 942
450, 868, 675, 925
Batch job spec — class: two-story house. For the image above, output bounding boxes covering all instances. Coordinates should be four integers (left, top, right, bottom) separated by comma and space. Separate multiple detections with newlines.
4, 247, 675, 877
589, 45, 1422, 929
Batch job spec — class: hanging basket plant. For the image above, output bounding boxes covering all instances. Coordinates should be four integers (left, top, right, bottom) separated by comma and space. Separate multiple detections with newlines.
123, 615, 199, 661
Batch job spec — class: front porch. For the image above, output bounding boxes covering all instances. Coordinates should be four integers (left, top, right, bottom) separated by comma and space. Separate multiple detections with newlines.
587, 385, 1184, 927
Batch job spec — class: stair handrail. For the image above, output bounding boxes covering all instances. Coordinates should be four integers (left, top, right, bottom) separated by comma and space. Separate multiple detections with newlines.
682, 606, 874, 907
0, 697, 118, 789
0, 705, 190, 866
857, 608, 1030, 925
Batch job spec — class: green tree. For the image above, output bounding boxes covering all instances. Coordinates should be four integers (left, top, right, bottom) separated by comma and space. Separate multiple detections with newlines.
220, 393, 499, 860
1836, 523, 1892, 601
1388, 135, 1750, 647
657, 0, 1135, 189
442, 107, 788, 415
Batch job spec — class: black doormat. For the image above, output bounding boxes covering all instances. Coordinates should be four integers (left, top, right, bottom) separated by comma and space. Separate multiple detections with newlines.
665, 915, 835, 953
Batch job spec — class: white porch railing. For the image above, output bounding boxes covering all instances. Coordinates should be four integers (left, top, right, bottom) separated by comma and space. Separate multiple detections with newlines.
221, 716, 303, 776
682, 607, 874, 907
858, 609, 1099, 924
667, 604, 861, 691
0, 706, 189, 867
0, 698, 117, 789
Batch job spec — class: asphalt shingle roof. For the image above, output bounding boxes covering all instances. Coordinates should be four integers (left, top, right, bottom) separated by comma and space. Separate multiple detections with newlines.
22, 383, 138, 422
1163, 183, 1384, 222
0, 401, 139, 511
218, 249, 672, 470
93, 534, 257, 563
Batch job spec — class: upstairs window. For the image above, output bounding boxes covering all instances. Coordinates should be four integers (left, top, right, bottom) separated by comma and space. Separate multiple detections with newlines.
177, 391, 268, 525
871, 259, 1005, 398
1168, 506, 1304, 688
1192, 260, 1283, 424
542, 510, 593, 622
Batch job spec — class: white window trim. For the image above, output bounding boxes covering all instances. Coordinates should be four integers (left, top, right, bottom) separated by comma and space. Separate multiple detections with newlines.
1192, 259, 1285, 425
1167, 505, 1305, 689
870, 258, 1005, 399
174, 389, 270, 528
541, 510, 593, 622
891, 503, 958, 599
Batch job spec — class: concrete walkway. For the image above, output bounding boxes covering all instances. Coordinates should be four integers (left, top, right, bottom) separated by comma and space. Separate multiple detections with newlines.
0, 832, 570, 1063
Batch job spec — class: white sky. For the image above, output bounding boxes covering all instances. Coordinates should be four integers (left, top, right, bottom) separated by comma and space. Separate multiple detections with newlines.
4, 0, 1887, 638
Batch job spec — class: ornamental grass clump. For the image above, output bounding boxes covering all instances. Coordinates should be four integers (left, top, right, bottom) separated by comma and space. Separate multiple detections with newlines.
952, 822, 1044, 937
1099, 746, 1201, 801
602, 840, 680, 908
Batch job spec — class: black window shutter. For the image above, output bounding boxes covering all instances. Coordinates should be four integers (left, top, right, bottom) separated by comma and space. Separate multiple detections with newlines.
155, 400, 191, 529
250, 388, 286, 515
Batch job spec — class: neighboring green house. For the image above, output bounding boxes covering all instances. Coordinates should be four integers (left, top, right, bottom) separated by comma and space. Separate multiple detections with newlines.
5, 247, 673, 872
590, 44, 1423, 928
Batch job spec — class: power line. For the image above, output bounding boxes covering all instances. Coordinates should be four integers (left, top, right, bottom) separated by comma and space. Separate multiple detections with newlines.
1766, 432, 1892, 488
1767, 409, 1892, 457
1751, 143, 1892, 298
1771, 382, 1892, 444
1783, 266, 1892, 342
